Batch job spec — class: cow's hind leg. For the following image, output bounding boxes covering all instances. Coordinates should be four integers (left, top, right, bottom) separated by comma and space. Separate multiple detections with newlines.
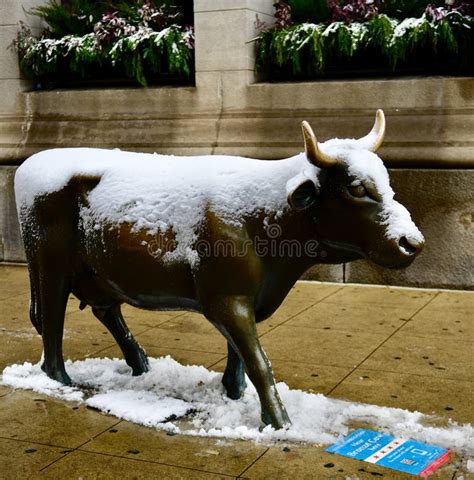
222, 343, 247, 399
36, 270, 72, 385
92, 305, 149, 376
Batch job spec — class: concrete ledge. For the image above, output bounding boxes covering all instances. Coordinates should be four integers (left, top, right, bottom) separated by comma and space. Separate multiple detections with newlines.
1, 77, 472, 168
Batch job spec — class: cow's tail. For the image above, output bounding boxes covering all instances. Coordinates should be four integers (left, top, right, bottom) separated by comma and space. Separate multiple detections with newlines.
29, 282, 42, 335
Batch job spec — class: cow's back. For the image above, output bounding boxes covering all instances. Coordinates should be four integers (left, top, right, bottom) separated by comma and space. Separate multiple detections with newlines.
15, 148, 123, 214
13, 147, 313, 310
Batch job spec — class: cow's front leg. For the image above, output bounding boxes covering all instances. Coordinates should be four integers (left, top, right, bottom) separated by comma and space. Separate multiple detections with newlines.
206, 295, 290, 429
222, 342, 247, 400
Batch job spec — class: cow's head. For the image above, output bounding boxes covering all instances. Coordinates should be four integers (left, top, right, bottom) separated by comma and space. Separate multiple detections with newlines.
287, 110, 424, 268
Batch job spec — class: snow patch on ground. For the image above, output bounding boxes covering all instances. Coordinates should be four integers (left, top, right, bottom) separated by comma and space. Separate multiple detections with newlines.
2, 356, 472, 453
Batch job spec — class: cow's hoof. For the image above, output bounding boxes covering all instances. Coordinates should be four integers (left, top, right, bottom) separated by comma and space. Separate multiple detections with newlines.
130, 349, 150, 376
222, 375, 247, 400
41, 363, 72, 385
224, 382, 247, 400
261, 409, 291, 430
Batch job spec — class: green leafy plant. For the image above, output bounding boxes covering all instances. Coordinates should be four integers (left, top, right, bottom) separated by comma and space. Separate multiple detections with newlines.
29, 0, 104, 37
256, 7, 473, 78
109, 25, 194, 86
13, 0, 194, 87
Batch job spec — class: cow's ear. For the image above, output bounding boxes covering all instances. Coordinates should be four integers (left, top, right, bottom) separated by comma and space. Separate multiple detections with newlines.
287, 176, 318, 211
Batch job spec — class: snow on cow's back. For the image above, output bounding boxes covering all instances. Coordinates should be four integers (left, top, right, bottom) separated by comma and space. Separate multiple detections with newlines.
15, 147, 314, 231
15, 148, 120, 210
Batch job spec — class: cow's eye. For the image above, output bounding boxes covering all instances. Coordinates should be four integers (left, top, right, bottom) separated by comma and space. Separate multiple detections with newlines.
347, 184, 367, 198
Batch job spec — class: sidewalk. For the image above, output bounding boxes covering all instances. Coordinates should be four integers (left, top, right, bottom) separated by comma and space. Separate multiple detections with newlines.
0, 265, 472, 479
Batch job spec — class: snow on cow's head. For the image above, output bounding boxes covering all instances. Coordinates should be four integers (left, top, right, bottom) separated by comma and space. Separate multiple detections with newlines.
287, 110, 424, 268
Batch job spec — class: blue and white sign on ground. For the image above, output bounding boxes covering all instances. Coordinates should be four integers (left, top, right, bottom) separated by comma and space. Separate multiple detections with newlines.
326, 429, 450, 477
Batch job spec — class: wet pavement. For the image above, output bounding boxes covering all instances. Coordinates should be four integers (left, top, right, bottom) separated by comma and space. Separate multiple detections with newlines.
0, 265, 472, 479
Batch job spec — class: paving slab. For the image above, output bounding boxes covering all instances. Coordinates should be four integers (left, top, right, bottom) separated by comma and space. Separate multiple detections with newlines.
62, 329, 116, 363
0, 291, 81, 338
41, 450, 232, 479
81, 420, 266, 477
0, 330, 43, 370
289, 282, 343, 299
330, 368, 473, 423
136, 313, 227, 355
324, 285, 436, 309
456, 469, 474, 480
361, 328, 474, 382
242, 444, 458, 480
0, 292, 81, 334
0, 293, 33, 330
284, 301, 413, 335
120, 304, 184, 330
427, 290, 474, 311
0, 265, 29, 300
0, 266, 472, 479
0, 384, 12, 396
65, 294, 83, 314
212, 358, 352, 395
404, 302, 473, 342
0, 326, 117, 370
256, 284, 342, 333
64, 308, 178, 337
0, 390, 118, 448
0, 438, 66, 480
260, 325, 390, 368
97, 343, 225, 370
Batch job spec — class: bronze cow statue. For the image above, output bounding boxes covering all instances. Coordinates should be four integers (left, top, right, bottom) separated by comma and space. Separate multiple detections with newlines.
15, 110, 424, 429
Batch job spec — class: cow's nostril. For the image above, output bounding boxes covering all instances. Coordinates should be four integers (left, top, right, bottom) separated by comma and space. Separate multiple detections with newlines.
398, 236, 420, 255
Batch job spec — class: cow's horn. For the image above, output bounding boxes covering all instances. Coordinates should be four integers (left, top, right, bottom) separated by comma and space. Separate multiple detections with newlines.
301, 121, 337, 168
362, 109, 386, 152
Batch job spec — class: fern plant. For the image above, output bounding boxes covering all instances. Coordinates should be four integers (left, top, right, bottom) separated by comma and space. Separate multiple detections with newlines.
29, 0, 104, 37
13, 0, 194, 87
256, 8, 474, 78
109, 25, 193, 86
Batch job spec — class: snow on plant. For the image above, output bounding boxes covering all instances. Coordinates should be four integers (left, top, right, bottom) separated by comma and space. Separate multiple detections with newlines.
14, 23, 193, 86
18, 30, 100, 77
109, 25, 193, 86
257, 8, 473, 75
12, 1, 194, 87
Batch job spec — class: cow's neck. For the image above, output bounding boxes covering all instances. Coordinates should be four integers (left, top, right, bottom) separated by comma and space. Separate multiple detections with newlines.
249, 207, 322, 322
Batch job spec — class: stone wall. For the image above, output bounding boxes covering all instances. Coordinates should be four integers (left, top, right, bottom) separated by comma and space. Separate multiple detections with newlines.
0, 0, 46, 161
0, 0, 45, 265
0, 0, 473, 289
